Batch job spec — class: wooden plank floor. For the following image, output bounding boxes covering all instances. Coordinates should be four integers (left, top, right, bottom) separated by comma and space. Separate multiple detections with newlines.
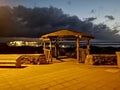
0, 59, 120, 90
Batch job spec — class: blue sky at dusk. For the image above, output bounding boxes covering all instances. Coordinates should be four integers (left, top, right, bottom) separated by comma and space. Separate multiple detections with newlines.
1, 0, 120, 43
0, 0, 120, 29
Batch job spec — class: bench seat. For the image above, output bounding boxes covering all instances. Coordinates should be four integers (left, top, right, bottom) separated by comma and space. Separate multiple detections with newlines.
0, 60, 16, 64
0, 54, 22, 68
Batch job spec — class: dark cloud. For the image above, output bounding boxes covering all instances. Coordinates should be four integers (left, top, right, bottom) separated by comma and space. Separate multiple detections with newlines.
84, 17, 97, 22
105, 15, 115, 20
67, 1, 72, 5
90, 9, 95, 13
92, 23, 120, 41
0, 6, 120, 42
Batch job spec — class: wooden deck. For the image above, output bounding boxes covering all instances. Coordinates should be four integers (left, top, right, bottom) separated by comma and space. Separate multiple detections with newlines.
0, 59, 119, 90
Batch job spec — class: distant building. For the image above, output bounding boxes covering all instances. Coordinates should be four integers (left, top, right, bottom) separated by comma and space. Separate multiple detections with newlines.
7, 41, 42, 47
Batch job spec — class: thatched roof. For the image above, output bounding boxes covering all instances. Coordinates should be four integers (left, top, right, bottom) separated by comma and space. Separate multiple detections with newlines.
40, 30, 94, 40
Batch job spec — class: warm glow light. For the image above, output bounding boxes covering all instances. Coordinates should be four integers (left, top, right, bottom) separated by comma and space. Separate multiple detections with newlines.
8, 41, 42, 47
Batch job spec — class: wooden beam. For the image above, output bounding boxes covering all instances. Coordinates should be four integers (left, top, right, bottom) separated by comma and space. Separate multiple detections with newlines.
49, 39, 52, 62
76, 37, 80, 62
43, 41, 46, 50
87, 40, 90, 55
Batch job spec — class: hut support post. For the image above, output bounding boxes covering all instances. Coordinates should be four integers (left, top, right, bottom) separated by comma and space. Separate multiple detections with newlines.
55, 38, 59, 59
43, 41, 46, 54
87, 40, 90, 55
49, 39, 52, 62
54, 41, 57, 58
76, 37, 80, 62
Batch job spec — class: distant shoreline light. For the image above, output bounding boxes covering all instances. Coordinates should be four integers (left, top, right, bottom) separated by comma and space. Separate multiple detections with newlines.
7, 41, 42, 47
4, 40, 120, 47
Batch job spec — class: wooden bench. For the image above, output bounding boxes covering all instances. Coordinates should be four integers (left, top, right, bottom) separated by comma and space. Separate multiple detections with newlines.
0, 54, 22, 68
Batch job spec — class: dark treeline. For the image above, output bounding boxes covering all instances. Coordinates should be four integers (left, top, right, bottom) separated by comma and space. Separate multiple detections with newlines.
0, 6, 120, 42
90, 46, 120, 54
0, 43, 120, 55
59, 46, 120, 56
0, 43, 43, 54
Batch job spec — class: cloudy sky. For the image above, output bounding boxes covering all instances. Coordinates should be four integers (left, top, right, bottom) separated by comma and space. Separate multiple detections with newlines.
0, 0, 120, 29
0, 0, 120, 42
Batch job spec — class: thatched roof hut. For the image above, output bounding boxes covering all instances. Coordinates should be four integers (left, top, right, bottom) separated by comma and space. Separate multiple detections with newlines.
40, 29, 94, 63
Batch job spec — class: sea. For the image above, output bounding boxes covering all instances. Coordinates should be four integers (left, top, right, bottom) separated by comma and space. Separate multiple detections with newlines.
59, 41, 120, 48
90, 42, 120, 47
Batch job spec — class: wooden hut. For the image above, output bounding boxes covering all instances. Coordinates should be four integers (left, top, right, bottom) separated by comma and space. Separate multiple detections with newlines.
40, 29, 94, 63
